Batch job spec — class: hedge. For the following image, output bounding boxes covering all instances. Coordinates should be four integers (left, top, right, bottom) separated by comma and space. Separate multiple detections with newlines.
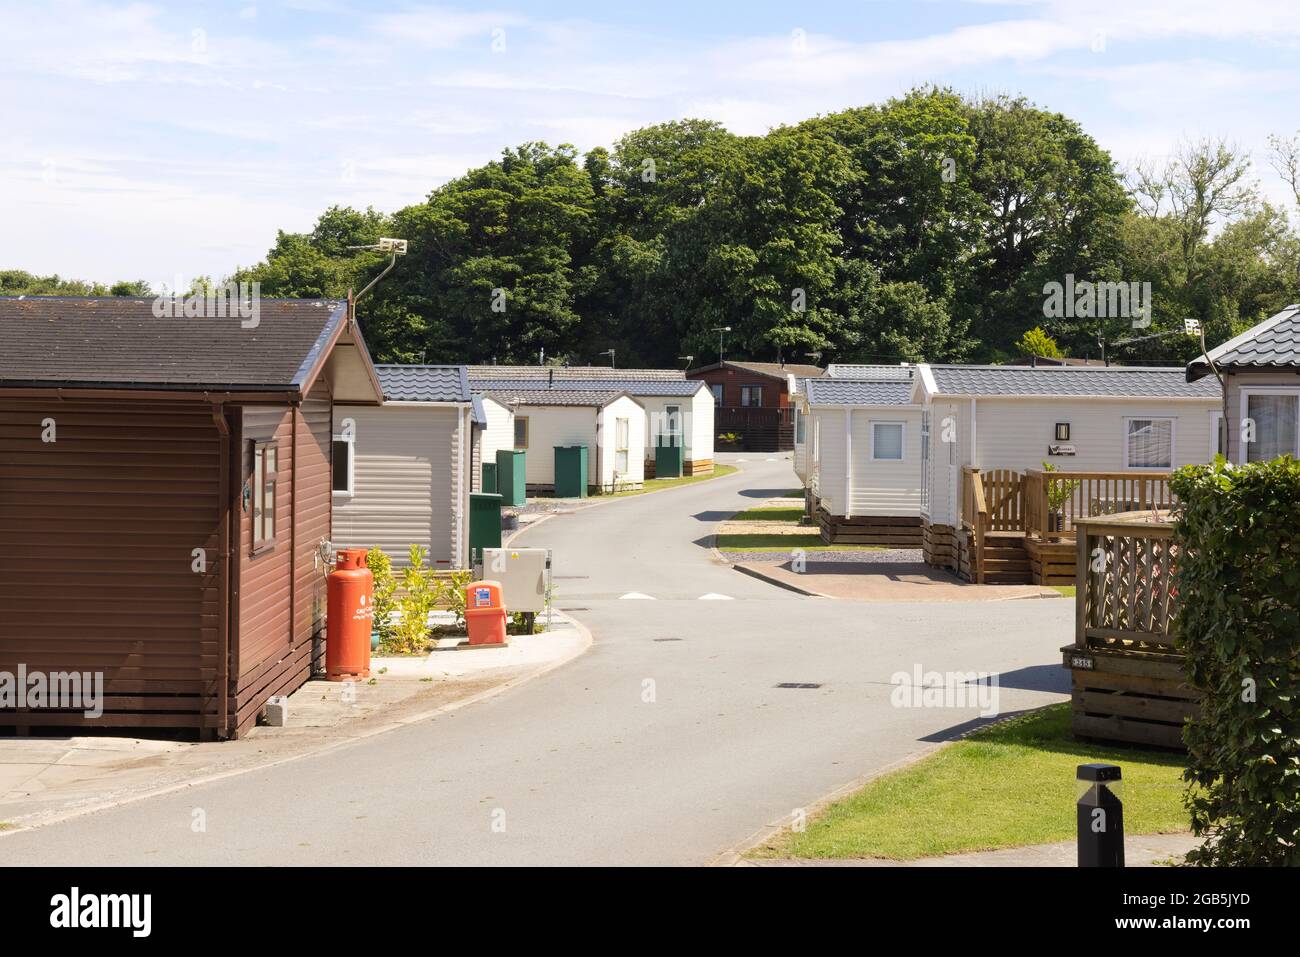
1170, 457, 1300, 866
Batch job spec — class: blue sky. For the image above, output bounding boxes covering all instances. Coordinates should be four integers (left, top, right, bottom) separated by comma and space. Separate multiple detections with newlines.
3, 0, 1299, 286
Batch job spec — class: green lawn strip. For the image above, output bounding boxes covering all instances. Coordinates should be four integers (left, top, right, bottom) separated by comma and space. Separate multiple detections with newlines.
1050, 585, 1077, 597
604, 464, 738, 498
729, 507, 806, 522
752, 704, 1188, 861
715, 533, 885, 551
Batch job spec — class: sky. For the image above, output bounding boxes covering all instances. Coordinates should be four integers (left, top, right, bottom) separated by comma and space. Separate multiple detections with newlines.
2, 0, 1299, 287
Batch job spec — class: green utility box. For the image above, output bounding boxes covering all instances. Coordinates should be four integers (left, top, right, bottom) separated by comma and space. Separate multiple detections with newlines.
481, 461, 498, 495
654, 440, 684, 479
495, 449, 526, 507
468, 492, 502, 565
553, 445, 589, 499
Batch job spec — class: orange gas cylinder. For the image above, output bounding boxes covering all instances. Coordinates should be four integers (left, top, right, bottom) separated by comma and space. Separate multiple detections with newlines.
464, 580, 508, 646
327, 548, 374, 680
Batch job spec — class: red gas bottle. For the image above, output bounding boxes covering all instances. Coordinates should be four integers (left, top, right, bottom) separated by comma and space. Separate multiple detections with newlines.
327, 548, 373, 680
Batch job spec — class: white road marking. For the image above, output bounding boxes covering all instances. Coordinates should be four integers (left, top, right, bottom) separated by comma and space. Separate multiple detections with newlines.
765, 458, 777, 462
619, 592, 656, 600
698, 593, 734, 600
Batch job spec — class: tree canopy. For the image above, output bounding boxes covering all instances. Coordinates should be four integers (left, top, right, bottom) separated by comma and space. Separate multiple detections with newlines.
12, 88, 1299, 368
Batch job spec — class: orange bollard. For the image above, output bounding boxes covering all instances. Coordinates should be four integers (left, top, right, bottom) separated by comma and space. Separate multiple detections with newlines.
464, 580, 508, 646
327, 548, 373, 679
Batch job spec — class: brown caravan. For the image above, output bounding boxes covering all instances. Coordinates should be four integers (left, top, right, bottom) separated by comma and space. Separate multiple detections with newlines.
0, 296, 383, 739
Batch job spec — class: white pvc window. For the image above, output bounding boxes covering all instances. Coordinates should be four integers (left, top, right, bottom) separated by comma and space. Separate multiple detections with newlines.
795, 408, 806, 445
615, 417, 630, 473
1244, 392, 1299, 462
1125, 418, 1174, 469
872, 421, 905, 461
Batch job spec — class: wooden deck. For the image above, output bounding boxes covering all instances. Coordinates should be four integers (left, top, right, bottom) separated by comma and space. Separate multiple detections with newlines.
959, 467, 1174, 586
1062, 512, 1194, 749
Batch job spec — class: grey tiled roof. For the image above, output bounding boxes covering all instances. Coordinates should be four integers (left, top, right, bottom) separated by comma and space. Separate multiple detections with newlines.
0, 296, 347, 390
478, 387, 633, 407
804, 378, 916, 406
825, 364, 915, 381
472, 377, 702, 397
926, 365, 1220, 398
376, 364, 471, 403
467, 365, 685, 381
1188, 305, 1300, 379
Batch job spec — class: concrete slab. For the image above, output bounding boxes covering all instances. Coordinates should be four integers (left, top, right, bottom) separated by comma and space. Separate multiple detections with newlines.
734, 560, 1062, 602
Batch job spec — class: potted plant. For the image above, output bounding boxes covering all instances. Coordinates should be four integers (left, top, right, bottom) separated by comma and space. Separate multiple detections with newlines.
1041, 461, 1080, 541
716, 431, 743, 451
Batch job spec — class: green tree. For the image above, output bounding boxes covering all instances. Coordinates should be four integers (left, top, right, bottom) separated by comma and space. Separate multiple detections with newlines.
1015, 326, 1063, 359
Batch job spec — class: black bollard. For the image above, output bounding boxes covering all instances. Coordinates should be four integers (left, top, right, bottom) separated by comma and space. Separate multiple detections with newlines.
1077, 763, 1124, 867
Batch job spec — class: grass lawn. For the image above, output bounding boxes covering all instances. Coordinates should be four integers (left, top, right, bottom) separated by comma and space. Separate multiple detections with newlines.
716, 532, 885, 551
603, 464, 738, 498
752, 704, 1189, 861
1050, 585, 1077, 597
729, 507, 806, 522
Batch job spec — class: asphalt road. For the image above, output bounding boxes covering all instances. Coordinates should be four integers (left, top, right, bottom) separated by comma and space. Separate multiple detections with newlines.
0, 454, 1071, 866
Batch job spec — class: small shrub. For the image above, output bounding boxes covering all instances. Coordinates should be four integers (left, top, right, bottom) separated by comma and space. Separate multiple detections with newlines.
441, 569, 472, 631
382, 544, 439, 655
366, 547, 398, 642
1171, 457, 1300, 866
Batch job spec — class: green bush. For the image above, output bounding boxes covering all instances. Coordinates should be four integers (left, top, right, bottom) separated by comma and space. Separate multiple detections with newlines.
383, 545, 440, 655
366, 547, 398, 643
441, 569, 472, 631
1170, 457, 1300, 866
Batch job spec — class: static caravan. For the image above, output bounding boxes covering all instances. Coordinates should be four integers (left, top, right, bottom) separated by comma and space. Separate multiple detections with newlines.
791, 372, 924, 545
911, 364, 1220, 583
1187, 304, 1300, 463
331, 365, 482, 570
686, 360, 823, 451
466, 367, 712, 474
0, 296, 383, 738
475, 385, 647, 493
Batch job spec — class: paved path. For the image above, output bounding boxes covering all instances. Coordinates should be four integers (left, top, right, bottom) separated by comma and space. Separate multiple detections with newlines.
0, 455, 1072, 865
746, 833, 1199, 867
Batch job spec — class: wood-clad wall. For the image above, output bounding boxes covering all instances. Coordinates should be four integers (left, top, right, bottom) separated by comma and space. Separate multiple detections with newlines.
0, 398, 222, 730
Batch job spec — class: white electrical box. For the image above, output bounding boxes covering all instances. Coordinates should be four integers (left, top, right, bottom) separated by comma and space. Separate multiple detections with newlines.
480, 547, 549, 613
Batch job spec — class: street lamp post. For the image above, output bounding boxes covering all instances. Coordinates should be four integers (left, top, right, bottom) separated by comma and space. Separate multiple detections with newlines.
712, 326, 731, 365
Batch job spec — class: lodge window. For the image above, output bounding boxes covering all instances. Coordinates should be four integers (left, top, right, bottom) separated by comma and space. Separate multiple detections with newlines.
332, 434, 354, 495
740, 385, 762, 407
871, 421, 905, 461
251, 439, 278, 551
1124, 417, 1174, 469
795, 408, 806, 444
514, 416, 529, 449
1243, 391, 1300, 462
615, 417, 630, 474
710, 384, 724, 406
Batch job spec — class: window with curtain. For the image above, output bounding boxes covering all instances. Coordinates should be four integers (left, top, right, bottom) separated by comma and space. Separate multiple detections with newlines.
513, 416, 529, 449
1246, 393, 1299, 462
332, 436, 353, 494
872, 422, 904, 461
795, 408, 806, 444
740, 385, 762, 407
1126, 418, 1173, 468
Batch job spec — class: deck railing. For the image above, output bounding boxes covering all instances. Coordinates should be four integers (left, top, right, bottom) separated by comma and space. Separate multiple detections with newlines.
960, 467, 990, 583
1024, 469, 1173, 540
1074, 511, 1179, 650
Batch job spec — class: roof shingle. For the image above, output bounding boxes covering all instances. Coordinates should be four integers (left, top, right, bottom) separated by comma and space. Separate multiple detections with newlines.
925, 365, 1220, 398
1188, 305, 1300, 378
376, 365, 471, 403
0, 296, 346, 391
804, 378, 915, 405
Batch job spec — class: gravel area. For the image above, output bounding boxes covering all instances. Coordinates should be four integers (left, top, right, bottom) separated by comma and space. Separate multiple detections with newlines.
515, 499, 592, 515
717, 547, 925, 564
